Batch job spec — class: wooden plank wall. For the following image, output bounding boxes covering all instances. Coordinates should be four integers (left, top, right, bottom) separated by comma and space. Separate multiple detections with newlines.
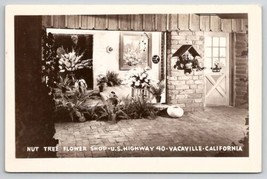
42, 14, 248, 33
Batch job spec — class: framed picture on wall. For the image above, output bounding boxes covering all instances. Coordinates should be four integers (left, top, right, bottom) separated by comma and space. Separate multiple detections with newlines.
119, 32, 152, 70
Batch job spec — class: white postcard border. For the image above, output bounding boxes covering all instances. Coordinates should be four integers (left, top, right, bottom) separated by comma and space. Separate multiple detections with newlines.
5, 5, 262, 173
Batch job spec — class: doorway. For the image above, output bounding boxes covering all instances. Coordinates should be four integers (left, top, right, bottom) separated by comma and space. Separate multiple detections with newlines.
47, 28, 94, 89
204, 32, 230, 106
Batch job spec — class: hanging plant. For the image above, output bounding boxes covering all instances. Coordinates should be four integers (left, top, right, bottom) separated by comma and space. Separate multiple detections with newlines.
173, 53, 204, 74
172, 45, 205, 74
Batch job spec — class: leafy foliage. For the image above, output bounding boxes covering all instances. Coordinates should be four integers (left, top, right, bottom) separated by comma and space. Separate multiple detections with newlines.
148, 80, 165, 96
41, 30, 59, 91
106, 71, 122, 86
55, 74, 76, 94
120, 96, 157, 119
83, 104, 102, 121
97, 100, 128, 122
55, 89, 95, 122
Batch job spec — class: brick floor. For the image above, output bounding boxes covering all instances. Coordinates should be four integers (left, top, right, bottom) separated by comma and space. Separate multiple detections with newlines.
54, 106, 248, 157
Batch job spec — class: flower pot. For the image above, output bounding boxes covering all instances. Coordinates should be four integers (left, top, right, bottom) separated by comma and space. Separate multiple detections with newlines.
167, 106, 184, 118
155, 96, 161, 103
99, 85, 104, 92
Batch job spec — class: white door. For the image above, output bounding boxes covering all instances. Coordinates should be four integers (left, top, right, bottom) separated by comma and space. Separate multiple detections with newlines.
204, 33, 230, 106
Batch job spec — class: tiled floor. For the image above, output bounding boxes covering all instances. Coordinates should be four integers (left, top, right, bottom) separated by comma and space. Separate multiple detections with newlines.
54, 106, 248, 157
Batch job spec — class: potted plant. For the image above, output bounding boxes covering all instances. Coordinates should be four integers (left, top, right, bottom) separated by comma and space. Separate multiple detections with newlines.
97, 74, 107, 92
106, 71, 122, 86
148, 80, 165, 103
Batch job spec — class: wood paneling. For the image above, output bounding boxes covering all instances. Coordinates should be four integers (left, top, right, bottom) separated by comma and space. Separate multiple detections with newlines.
81, 16, 88, 29
108, 15, 118, 30
42, 16, 52, 27
43, 14, 248, 33
87, 15, 95, 29
221, 19, 232, 32
67, 15, 79, 29
119, 15, 131, 31
132, 15, 143, 31
178, 14, 189, 30
232, 19, 242, 33
210, 15, 220, 32
170, 14, 178, 30
144, 14, 154, 31
156, 14, 167, 31
200, 15, 210, 31
190, 14, 200, 31
95, 15, 106, 30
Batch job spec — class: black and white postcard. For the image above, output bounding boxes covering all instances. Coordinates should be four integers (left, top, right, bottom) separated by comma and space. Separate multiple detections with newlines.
5, 5, 262, 172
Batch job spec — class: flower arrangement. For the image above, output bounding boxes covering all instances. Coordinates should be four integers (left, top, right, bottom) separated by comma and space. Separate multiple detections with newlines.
128, 68, 151, 89
57, 47, 92, 72
211, 60, 223, 72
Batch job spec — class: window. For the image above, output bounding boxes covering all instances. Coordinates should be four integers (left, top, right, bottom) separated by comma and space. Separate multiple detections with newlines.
204, 36, 227, 70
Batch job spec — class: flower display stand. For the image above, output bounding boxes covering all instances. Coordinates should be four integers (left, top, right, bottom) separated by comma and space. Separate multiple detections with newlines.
131, 87, 151, 100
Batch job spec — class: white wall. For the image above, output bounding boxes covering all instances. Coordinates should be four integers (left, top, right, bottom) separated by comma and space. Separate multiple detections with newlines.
92, 30, 162, 89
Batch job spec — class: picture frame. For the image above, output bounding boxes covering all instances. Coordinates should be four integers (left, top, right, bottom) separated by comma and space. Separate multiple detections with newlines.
119, 32, 152, 70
